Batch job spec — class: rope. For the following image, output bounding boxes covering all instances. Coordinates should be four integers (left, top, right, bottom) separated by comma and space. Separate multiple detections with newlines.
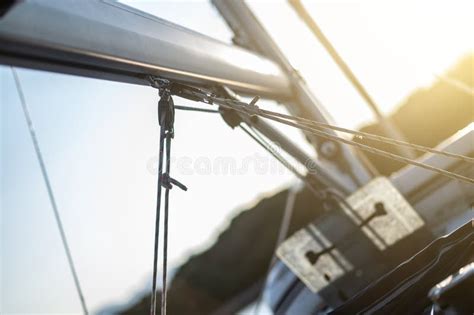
11, 67, 89, 315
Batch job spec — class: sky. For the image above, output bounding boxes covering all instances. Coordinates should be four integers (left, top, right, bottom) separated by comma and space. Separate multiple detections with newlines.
1, 0, 472, 314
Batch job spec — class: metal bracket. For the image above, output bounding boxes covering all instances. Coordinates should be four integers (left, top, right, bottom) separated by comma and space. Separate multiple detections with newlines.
343, 177, 424, 250
148, 75, 170, 90
276, 225, 353, 293
276, 177, 425, 293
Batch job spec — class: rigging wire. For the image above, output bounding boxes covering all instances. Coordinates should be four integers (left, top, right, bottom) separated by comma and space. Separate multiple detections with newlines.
240, 125, 305, 179
206, 98, 474, 184
256, 111, 474, 184
221, 98, 474, 164
240, 124, 324, 199
11, 67, 89, 315
170, 84, 473, 183
174, 105, 220, 113
180, 88, 473, 164
256, 108, 474, 163
288, 0, 415, 159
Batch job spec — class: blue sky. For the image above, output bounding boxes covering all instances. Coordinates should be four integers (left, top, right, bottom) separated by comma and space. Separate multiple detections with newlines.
1, 0, 472, 313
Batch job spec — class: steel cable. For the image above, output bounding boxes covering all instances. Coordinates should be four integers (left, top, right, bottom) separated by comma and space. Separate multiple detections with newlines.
183, 89, 473, 164
258, 108, 474, 163
11, 67, 89, 315
177, 86, 473, 184
257, 111, 474, 184
240, 125, 324, 199
203, 97, 474, 185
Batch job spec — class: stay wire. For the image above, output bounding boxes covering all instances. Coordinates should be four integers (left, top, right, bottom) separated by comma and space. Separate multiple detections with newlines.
240, 124, 324, 199
11, 67, 89, 315
258, 108, 474, 163
183, 89, 473, 163
173, 85, 473, 183
236, 103, 474, 163
210, 99, 474, 185
288, 0, 415, 160
257, 111, 474, 185
240, 125, 304, 179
